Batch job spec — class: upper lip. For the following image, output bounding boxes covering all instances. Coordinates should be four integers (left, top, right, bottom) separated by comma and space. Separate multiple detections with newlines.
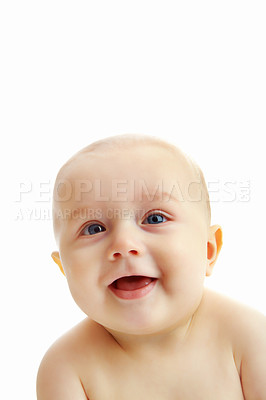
108, 273, 158, 286
106, 266, 159, 287
104, 258, 159, 287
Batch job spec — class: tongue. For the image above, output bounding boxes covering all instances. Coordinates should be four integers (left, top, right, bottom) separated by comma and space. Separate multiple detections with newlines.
114, 276, 153, 291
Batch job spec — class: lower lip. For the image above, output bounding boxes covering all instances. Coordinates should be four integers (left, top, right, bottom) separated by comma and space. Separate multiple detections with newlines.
108, 279, 157, 300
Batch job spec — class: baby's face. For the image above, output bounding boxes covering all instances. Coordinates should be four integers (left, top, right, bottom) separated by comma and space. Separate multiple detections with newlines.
54, 145, 211, 335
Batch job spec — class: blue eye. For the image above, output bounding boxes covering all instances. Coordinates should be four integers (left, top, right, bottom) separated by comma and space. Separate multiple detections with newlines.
81, 223, 106, 236
143, 213, 167, 224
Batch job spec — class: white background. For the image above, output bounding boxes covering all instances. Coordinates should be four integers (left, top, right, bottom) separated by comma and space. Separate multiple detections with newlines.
1, 1, 265, 399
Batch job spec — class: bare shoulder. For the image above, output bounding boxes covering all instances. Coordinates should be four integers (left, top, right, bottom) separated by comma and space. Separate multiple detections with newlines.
201, 288, 265, 320
201, 288, 266, 343
201, 289, 266, 399
37, 318, 107, 400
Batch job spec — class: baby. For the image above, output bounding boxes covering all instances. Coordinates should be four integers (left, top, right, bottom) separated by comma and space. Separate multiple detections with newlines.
37, 134, 266, 400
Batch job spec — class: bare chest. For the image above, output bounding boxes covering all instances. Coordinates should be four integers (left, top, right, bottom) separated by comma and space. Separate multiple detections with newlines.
82, 348, 244, 400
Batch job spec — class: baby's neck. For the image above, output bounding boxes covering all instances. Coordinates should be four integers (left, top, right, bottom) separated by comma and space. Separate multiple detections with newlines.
104, 316, 194, 360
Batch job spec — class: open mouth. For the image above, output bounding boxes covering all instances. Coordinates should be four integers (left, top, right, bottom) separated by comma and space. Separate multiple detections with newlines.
109, 275, 157, 300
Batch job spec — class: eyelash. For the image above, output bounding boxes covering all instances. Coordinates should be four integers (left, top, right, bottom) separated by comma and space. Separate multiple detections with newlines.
142, 211, 168, 225
79, 211, 169, 236
80, 223, 106, 236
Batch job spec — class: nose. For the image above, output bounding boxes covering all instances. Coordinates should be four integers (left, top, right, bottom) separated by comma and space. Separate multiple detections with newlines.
107, 225, 145, 261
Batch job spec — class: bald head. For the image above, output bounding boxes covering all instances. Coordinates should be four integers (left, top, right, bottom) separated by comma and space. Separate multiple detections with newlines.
53, 134, 211, 239
56, 134, 181, 176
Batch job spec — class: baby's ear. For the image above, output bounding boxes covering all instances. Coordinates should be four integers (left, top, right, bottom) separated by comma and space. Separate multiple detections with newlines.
206, 225, 223, 276
51, 251, 65, 276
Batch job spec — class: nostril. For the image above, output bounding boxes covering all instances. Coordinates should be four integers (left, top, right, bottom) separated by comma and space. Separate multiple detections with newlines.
112, 249, 138, 259
129, 249, 138, 255
113, 252, 121, 258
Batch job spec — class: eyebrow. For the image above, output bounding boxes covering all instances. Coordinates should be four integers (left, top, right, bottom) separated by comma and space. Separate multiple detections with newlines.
139, 190, 180, 203
63, 191, 180, 223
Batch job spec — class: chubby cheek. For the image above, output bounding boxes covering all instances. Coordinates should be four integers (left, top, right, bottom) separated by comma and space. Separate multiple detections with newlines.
60, 247, 101, 310
156, 229, 207, 294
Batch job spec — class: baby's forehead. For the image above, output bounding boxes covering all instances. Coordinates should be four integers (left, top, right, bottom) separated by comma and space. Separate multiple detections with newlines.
58, 139, 198, 183
54, 142, 203, 211
52, 136, 211, 236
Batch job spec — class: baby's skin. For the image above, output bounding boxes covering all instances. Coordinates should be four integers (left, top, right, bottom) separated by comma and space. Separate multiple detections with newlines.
37, 135, 266, 399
